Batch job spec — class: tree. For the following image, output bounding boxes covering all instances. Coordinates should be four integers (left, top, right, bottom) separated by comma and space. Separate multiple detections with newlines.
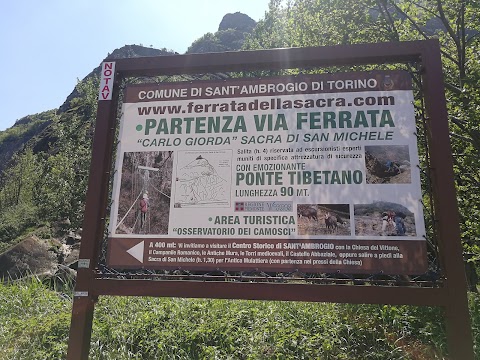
0, 76, 100, 242
33, 77, 100, 228
0, 149, 42, 244
244, 0, 480, 264
370, 0, 480, 263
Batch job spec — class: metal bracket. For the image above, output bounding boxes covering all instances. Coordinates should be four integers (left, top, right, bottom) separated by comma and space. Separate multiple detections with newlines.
78, 259, 90, 268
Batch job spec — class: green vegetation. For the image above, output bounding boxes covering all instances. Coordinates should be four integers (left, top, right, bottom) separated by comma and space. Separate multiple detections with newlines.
0, 2, 479, 358
187, 29, 248, 54
0, 110, 56, 143
0, 77, 98, 248
244, 0, 480, 275
187, 13, 256, 53
0, 110, 55, 153
0, 110, 55, 202
0, 279, 478, 359
0, 279, 71, 359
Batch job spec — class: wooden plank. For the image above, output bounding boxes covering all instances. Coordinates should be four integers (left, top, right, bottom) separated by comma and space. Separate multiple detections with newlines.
112, 41, 424, 76
92, 278, 448, 306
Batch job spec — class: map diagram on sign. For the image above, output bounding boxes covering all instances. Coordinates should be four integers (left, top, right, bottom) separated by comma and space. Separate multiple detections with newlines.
174, 150, 232, 207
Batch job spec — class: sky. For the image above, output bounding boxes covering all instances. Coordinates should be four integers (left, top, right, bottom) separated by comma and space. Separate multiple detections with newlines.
0, 0, 271, 132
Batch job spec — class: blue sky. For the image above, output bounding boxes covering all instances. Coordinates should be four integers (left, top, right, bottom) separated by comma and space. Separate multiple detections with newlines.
0, 1, 271, 131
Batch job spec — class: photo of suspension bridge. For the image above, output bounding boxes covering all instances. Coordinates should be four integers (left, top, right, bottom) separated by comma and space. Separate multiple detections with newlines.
115, 151, 173, 235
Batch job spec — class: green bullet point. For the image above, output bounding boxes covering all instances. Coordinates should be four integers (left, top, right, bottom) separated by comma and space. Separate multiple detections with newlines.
136, 125, 143, 131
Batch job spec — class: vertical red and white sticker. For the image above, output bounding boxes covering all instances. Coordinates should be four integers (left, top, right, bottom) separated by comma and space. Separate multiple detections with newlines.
98, 62, 115, 100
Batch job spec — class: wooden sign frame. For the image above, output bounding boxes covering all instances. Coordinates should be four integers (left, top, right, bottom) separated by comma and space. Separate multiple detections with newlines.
67, 40, 474, 360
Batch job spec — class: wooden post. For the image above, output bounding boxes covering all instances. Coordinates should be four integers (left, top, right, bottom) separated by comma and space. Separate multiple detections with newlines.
67, 295, 96, 359
66, 65, 121, 360
421, 39, 474, 360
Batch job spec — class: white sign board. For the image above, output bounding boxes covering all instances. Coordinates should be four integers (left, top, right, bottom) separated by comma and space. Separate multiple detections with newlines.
107, 71, 427, 274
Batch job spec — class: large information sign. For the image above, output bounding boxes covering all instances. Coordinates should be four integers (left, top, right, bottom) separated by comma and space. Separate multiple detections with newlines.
107, 71, 427, 274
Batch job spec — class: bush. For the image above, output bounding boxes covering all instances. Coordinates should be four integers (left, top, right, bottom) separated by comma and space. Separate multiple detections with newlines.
0, 278, 70, 359
0, 202, 38, 248
1, 279, 479, 359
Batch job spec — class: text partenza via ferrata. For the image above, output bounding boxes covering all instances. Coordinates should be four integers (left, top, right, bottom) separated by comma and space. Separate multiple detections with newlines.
140, 110, 395, 135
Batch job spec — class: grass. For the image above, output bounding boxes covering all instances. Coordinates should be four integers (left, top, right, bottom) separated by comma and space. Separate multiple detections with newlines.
0, 278, 71, 359
0, 278, 478, 359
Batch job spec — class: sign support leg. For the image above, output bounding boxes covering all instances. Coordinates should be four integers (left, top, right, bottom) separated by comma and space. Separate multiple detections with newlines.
445, 294, 474, 360
421, 40, 474, 360
67, 296, 96, 360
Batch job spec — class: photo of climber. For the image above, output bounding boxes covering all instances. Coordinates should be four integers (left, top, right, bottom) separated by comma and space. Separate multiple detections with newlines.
115, 151, 173, 235
364, 145, 412, 184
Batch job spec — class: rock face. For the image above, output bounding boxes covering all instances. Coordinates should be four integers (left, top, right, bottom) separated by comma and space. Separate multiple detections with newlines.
1, 12, 256, 168
59, 45, 174, 113
0, 44, 175, 170
354, 202, 416, 237
19, 45, 175, 156
0, 236, 59, 280
0, 233, 80, 282
187, 12, 256, 54
218, 12, 256, 32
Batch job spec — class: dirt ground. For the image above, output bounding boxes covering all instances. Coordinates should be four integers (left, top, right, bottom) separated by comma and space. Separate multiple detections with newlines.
366, 168, 412, 184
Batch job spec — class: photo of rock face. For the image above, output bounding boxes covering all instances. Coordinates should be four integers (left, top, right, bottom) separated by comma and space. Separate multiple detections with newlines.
297, 204, 351, 236
364, 145, 411, 184
354, 201, 416, 237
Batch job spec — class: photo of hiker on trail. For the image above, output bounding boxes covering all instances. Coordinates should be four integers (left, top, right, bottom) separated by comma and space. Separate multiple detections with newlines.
115, 151, 173, 235
354, 201, 416, 237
